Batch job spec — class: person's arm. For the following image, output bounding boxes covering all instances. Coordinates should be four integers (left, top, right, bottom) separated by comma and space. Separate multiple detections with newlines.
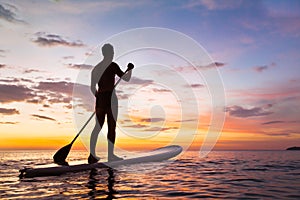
90, 68, 97, 96
115, 62, 134, 82
122, 69, 132, 82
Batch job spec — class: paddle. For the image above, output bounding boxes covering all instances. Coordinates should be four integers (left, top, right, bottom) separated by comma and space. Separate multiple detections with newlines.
53, 66, 133, 165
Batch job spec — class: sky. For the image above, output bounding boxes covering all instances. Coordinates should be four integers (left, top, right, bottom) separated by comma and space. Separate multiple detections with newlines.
0, 0, 299, 151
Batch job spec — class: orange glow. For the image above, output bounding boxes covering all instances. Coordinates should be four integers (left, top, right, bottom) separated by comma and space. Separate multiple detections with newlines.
1, 111, 299, 151
0, 137, 86, 150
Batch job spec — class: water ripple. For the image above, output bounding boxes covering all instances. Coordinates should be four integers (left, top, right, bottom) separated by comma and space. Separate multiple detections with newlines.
0, 150, 299, 199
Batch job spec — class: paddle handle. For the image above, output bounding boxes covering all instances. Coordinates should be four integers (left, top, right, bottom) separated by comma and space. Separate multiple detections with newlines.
71, 112, 95, 144
71, 68, 131, 144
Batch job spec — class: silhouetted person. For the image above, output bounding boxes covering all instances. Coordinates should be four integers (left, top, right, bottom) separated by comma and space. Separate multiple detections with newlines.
89, 43, 134, 164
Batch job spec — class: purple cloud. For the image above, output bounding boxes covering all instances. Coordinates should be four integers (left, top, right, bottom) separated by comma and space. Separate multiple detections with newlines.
129, 77, 154, 85
67, 63, 93, 70
0, 107, 19, 115
0, 84, 34, 103
226, 105, 273, 118
262, 120, 285, 125
262, 130, 298, 137
262, 120, 298, 125
176, 62, 226, 72
253, 65, 268, 72
31, 114, 56, 121
32, 32, 85, 47
34, 81, 73, 95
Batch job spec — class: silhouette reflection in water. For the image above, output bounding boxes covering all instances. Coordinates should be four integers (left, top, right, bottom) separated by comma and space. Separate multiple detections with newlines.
87, 168, 117, 199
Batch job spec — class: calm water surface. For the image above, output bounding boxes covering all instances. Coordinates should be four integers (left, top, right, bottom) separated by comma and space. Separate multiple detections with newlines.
0, 150, 299, 199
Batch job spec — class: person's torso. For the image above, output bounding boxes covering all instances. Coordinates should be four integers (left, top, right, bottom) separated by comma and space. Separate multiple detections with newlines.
97, 62, 117, 92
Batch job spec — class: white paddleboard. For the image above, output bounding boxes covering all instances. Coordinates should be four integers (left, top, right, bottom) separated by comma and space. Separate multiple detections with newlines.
19, 145, 182, 178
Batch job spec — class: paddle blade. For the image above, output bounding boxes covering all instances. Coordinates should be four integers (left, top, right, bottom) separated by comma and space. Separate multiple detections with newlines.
53, 143, 72, 165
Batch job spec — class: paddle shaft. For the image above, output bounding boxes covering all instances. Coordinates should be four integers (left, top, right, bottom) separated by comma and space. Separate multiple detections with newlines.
70, 68, 130, 145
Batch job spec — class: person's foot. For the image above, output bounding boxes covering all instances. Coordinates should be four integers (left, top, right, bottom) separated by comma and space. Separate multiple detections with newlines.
108, 154, 124, 162
88, 154, 100, 164
56, 161, 69, 166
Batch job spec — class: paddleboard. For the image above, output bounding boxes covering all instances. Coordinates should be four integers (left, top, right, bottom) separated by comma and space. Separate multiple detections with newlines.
19, 145, 182, 178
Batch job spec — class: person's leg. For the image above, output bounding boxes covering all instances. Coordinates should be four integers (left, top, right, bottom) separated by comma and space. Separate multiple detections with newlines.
89, 92, 107, 164
90, 108, 105, 156
107, 93, 123, 161
88, 107, 106, 164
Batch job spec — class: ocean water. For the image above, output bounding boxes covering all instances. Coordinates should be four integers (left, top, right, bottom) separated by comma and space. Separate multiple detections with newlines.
0, 150, 299, 199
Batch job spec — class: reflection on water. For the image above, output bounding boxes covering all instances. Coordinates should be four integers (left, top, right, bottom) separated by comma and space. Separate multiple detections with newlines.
0, 150, 300, 199
87, 168, 117, 199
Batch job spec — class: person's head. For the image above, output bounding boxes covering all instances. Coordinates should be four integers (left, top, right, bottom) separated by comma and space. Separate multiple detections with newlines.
101, 43, 114, 60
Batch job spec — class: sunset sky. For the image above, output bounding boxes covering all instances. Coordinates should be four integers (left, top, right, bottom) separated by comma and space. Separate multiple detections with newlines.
0, 0, 299, 151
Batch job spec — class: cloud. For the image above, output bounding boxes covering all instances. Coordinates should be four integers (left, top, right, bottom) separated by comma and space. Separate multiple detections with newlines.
253, 65, 268, 72
0, 78, 18, 83
67, 63, 93, 70
229, 78, 299, 101
124, 124, 148, 128
226, 105, 273, 118
183, 0, 242, 10
175, 62, 226, 72
34, 81, 73, 96
43, 1, 139, 15
63, 56, 74, 60
174, 119, 197, 122
237, 2, 300, 37
32, 32, 85, 47
23, 68, 44, 74
144, 126, 178, 132
0, 80, 75, 106
26, 99, 40, 104
262, 120, 285, 125
0, 50, 7, 57
203, 62, 226, 69
262, 120, 299, 125
262, 130, 298, 137
152, 88, 171, 93
64, 104, 72, 109
0, 121, 19, 124
189, 84, 205, 88
0, 77, 34, 83
48, 96, 72, 104
253, 63, 276, 73
129, 77, 154, 85
140, 117, 165, 123
31, 114, 56, 121
0, 108, 19, 115
117, 93, 130, 100
19, 78, 34, 83
0, 3, 24, 23
0, 84, 34, 103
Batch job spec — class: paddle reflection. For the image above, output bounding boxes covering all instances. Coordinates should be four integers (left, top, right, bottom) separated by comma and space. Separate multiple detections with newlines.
87, 168, 117, 199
